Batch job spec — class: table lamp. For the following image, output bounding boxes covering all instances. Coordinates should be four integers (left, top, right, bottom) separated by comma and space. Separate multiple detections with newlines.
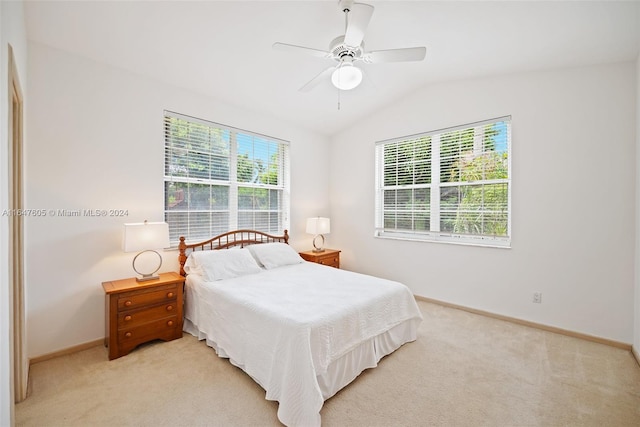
306, 217, 330, 252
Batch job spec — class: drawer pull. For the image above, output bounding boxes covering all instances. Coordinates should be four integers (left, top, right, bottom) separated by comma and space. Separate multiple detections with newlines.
124, 315, 132, 322
167, 292, 174, 298
124, 332, 132, 338
124, 300, 132, 307
166, 305, 173, 311
167, 320, 174, 327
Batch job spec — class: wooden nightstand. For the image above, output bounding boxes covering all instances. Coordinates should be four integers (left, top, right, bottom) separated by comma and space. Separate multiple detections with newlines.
102, 272, 185, 360
299, 249, 341, 268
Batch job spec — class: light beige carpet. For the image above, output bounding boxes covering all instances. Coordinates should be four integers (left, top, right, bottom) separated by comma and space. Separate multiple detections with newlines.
16, 301, 640, 426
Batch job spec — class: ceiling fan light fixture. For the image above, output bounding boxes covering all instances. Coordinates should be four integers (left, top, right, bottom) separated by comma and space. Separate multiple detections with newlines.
331, 61, 362, 90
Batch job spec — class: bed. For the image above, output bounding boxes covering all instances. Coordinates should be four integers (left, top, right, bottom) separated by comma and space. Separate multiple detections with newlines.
179, 230, 423, 426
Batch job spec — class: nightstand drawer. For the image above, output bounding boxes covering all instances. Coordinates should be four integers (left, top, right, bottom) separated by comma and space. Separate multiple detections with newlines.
118, 315, 180, 344
118, 303, 178, 329
317, 255, 339, 268
117, 284, 178, 311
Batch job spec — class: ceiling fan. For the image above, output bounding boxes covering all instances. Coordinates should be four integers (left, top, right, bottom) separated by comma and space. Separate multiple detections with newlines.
273, 0, 427, 92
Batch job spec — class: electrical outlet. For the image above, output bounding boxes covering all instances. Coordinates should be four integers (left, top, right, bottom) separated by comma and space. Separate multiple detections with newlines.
533, 292, 542, 304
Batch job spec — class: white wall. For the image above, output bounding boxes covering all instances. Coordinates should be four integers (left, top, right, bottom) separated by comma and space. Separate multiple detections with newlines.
26, 42, 330, 358
1, 1, 28, 424
330, 62, 636, 344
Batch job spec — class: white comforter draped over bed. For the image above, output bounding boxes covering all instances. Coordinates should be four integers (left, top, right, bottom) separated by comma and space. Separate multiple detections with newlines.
184, 262, 422, 427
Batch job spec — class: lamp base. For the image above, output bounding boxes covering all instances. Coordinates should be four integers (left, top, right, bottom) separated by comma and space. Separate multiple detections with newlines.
135, 274, 160, 283
132, 250, 163, 283
312, 234, 325, 253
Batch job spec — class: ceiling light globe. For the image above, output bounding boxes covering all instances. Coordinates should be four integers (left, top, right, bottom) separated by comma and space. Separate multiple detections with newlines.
331, 63, 363, 90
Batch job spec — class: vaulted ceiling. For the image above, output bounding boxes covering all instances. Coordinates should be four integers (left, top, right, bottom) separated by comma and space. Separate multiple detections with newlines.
25, 1, 640, 136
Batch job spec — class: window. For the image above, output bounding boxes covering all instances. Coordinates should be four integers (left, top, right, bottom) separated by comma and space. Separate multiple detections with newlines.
164, 111, 290, 245
375, 116, 511, 247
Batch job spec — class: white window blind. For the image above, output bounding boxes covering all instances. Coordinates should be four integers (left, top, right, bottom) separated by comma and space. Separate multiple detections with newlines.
164, 111, 290, 245
375, 117, 511, 247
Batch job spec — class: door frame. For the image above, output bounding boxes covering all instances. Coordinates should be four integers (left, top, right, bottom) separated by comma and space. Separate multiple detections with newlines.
8, 43, 27, 403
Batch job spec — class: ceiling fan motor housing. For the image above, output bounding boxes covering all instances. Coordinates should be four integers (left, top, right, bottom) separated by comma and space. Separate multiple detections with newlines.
329, 36, 363, 61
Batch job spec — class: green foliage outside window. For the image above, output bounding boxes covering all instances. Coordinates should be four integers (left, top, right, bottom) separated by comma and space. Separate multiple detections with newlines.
164, 114, 288, 244
378, 119, 510, 243
440, 123, 509, 237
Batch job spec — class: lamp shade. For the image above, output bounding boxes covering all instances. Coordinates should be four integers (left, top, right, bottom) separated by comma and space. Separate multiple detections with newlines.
306, 217, 330, 235
123, 221, 170, 253
331, 62, 362, 91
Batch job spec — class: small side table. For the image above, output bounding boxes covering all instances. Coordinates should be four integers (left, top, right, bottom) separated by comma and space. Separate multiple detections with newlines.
299, 249, 341, 268
102, 272, 185, 360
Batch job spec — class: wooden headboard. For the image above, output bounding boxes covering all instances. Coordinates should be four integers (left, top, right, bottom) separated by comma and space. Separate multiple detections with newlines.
178, 229, 289, 276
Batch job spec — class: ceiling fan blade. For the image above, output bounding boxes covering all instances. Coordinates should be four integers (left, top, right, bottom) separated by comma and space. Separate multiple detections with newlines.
272, 42, 331, 59
343, 3, 374, 48
299, 66, 335, 92
365, 47, 427, 63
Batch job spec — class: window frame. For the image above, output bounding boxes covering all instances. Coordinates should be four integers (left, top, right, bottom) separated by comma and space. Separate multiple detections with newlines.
375, 116, 512, 248
164, 111, 290, 246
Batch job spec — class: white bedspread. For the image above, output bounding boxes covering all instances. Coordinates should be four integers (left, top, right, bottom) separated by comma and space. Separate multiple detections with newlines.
184, 262, 422, 427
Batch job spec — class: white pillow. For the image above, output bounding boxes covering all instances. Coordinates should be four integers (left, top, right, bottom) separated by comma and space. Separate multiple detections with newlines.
247, 242, 304, 269
184, 245, 242, 275
183, 253, 203, 276
186, 249, 262, 281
